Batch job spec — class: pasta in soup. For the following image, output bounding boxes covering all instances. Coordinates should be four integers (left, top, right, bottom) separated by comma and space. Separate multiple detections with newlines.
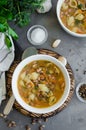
17, 60, 65, 108
60, 0, 86, 34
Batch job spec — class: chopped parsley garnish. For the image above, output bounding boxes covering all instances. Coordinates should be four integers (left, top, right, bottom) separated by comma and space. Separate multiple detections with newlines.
77, 4, 83, 9
75, 19, 83, 25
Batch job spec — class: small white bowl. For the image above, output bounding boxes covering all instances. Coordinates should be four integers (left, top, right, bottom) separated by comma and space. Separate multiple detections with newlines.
27, 25, 48, 45
76, 82, 86, 103
12, 54, 70, 114
56, 0, 86, 37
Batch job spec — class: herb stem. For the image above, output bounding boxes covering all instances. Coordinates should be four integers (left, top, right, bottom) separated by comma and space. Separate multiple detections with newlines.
17, 2, 22, 22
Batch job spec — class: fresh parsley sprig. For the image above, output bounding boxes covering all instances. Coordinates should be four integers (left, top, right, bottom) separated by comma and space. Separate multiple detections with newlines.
0, 0, 45, 48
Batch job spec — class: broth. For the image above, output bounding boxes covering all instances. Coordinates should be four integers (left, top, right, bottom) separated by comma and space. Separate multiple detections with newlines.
60, 0, 86, 34
17, 60, 65, 108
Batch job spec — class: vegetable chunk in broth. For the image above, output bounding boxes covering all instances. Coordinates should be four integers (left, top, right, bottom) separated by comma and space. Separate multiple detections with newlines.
60, 0, 86, 34
17, 60, 65, 108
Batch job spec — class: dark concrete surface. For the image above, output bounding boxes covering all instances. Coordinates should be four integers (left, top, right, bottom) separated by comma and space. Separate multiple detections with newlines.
0, 0, 86, 130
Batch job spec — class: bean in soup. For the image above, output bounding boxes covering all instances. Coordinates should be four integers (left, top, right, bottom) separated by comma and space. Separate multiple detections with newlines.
60, 0, 86, 34
17, 60, 65, 108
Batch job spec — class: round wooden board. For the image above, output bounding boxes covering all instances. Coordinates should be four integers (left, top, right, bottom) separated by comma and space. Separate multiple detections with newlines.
6, 49, 75, 118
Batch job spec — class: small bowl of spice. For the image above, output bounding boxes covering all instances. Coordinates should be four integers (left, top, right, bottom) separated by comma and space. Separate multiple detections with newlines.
76, 82, 86, 103
27, 25, 48, 45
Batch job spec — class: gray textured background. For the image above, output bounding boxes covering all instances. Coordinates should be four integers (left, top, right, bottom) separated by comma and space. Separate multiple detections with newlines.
0, 0, 86, 130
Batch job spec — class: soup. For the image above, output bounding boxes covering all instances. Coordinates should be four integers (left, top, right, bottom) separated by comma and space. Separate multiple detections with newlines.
17, 60, 65, 108
60, 0, 86, 34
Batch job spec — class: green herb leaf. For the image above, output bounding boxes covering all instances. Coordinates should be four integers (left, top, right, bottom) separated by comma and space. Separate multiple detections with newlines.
75, 19, 81, 25
0, 23, 7, 32
35, 86, 38, 90
0, 0, 7, 6
75, 19, 83, 25
0, 7, 13, 20
0, 16, 8, 32
77, 4, 83, 9
15, 12, 31, 27
5, 35, 12, 49
8, 27, 18, 40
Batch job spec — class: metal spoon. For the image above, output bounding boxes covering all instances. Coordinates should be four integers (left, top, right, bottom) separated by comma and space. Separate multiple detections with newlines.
3, 47, 38, 115
21, 46, 38, 60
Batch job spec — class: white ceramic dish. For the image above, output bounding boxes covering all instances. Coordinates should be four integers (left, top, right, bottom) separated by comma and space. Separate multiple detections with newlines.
56, 0, 86, 37
76, 82, 86, 103
12, 54, 70, 114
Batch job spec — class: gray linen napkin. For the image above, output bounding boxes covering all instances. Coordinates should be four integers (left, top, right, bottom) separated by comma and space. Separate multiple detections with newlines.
0, 33, 15, 104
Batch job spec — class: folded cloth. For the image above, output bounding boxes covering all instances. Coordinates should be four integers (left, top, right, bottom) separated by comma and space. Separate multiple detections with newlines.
0, 33, 15, 104
0, 72, 6, 102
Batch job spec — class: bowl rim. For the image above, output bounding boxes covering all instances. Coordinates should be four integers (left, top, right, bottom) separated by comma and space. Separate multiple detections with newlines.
12, 54, 70, 114
56, 0, 86, 37
76, 82, 86, 103
27, 25, 48, 45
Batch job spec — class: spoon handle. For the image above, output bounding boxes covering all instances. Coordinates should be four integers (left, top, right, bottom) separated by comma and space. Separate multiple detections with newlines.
3, 94, 15, 115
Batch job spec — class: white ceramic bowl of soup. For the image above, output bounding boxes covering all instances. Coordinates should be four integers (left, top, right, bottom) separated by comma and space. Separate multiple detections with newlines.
56, 0, 86, 37
12, 54, 70, 114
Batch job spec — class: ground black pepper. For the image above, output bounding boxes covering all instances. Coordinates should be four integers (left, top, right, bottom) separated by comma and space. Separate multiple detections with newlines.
78, 84, 86, 100
76, 69, 78, 71
83, 70, 86, 75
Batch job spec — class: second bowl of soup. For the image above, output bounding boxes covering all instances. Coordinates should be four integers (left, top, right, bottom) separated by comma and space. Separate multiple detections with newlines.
12, 54, 70, 114
56, 0, 86, 37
